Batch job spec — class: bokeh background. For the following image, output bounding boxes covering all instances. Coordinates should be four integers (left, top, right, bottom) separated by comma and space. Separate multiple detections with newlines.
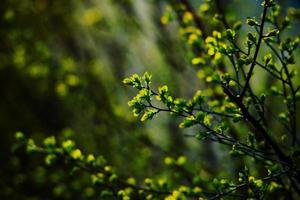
1, 0, 300, 199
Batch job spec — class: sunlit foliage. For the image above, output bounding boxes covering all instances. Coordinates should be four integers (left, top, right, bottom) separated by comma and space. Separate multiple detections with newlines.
2, 0, 300, 199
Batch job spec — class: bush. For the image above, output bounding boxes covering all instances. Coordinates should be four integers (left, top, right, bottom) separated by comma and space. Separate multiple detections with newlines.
6, 0, 300, 199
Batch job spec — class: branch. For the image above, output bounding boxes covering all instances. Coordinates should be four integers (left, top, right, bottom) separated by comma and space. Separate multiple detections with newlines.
223, 86, 289, 162
240, 1, 269, 99
208, 168, 291, 200
180, 0, 208, 37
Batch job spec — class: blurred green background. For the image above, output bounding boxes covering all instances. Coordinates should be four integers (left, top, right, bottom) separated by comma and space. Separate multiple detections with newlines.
0, 0, 299, 199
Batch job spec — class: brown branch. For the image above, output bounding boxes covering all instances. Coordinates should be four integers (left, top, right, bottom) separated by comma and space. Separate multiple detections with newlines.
240, 1, 269, 99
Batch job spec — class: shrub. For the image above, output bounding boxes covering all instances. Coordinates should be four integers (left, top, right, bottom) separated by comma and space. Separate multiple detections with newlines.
13, 0, 300, 199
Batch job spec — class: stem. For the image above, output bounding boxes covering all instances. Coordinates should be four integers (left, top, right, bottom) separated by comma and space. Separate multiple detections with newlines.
240, 2, 269, 99
223, 86, 289, 163
208, 168, 291, 200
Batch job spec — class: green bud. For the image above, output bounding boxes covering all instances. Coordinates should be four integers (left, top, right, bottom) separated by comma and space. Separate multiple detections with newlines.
176, 156, 187, 166
246, 18, 258, 26
233, 114, 243, 123
195, 131, 207, 140
45, 154, 56, 165
225, 29, 235, 40
254, 180, 263, 188
164, 157, 174, 165
247, 32, 256, 43
278, 113, 288, 122
70, 149, 83, 160
130, 74, 143, 89
123, 77, 134, 86
270, 86, 281, 95
43, 136, 56, 147
91, 173, 105, 184
144, 178, 153, 186
140, 109, 157, 121
86, 154, 95, 164
62, 140, 75, 152
100, 190, 113, 198
195, 112, 205, 123
192, 90, 204, 105
27, 139, 37, 153
265, 29, 279, 37
143, 72, 152, 85
15, 131, 25, 140
109, 174, 118, 182
263, 53, 272, 65
95, 156, 107, 167
222, 73, 231, 82
158, 85, 168, 95
179, 115, 196, 128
